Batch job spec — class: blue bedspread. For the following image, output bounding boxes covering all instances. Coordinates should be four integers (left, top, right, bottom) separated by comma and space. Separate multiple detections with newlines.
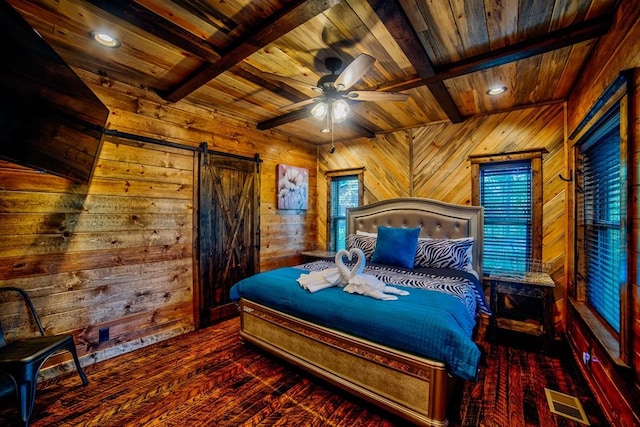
230, 266, 481, 380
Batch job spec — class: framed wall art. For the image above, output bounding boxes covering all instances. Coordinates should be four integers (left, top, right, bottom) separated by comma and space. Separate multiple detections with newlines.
277, 164, 308, 210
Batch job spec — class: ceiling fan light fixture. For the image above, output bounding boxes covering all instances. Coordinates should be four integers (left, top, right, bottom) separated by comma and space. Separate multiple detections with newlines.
332, 99, 350, 123
311, 102, 328, 120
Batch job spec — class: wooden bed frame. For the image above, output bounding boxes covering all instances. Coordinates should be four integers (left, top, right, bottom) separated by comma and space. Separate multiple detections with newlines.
238, 197, 484, 427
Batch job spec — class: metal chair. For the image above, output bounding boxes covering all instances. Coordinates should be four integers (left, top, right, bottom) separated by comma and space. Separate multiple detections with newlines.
0, 287, 88, 426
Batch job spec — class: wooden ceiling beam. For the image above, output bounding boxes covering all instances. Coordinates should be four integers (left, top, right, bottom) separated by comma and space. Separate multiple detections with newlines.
387, 14, 615, 93
256, 106, 376, 138
256, 106, 314, 130
233, 62, 311, 103
165, 0, 341, 103
87, 0, 313, 107
84, 0, 221, 63
366, 0, 463, 123
438, 14, 614, 80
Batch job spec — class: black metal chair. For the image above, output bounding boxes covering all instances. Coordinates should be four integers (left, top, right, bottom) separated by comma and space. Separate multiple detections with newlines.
0, 287, 88, 426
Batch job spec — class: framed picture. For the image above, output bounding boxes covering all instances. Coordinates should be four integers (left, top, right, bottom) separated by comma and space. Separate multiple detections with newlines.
277, 164, 308, 210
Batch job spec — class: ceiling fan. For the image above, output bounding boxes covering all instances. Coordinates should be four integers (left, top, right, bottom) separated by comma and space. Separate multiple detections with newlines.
257, 54, 410, 132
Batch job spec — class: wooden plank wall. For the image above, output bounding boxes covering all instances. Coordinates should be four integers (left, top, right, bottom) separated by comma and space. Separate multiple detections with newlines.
318, 103, 565, 322
0, 140, 197, 371
83, 71, 318, 270
0, 68, 317, 375
563, 0, 640, 425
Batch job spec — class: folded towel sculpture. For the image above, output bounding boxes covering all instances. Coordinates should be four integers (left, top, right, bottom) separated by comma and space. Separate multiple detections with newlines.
296, 266, 343, 293
297, 248, 409, 300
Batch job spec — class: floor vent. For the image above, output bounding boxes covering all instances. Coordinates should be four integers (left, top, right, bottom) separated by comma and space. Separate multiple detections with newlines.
544, 388, 590, 425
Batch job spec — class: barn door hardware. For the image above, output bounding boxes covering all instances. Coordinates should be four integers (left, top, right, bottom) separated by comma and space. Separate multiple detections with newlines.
201, 142, 209, 165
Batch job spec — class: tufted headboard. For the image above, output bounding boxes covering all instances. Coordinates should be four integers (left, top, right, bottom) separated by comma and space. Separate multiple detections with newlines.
347, 197, 484, 278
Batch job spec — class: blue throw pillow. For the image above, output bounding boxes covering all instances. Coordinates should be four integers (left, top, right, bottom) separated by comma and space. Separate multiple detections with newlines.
371, 226, 421, 269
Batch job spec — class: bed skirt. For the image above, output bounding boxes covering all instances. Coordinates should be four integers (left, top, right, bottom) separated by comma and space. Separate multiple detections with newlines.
238, 298, 457, 427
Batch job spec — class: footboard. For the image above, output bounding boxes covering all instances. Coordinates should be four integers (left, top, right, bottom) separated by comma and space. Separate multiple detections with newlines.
238, 299, 456, 427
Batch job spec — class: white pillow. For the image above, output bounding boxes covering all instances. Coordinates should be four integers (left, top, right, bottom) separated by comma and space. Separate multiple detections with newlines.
356, 230, 377, 237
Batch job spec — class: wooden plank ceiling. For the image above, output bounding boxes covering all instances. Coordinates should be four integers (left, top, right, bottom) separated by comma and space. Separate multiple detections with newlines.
7, 0, 617, 144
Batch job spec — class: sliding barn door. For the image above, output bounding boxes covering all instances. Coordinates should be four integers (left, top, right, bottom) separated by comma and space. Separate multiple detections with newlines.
199, 152, 260, 326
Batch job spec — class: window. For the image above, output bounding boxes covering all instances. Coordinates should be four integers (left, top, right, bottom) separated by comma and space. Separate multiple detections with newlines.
568, 72, 635, 365
326, 169, 363, 252
480, 161, 532, 272
576, 107, 625, 334
470, 150, 545, 275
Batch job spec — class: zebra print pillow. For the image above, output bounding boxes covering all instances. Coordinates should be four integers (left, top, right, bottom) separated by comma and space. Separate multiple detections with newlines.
346, 234, 377, 260
414, 238, 474, 271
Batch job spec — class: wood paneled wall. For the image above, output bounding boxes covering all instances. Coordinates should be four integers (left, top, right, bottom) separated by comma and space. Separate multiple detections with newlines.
0, 69, 317, 375
564, 0, 640, 425
0, 141, 196, 372
82, 70, 318, 273
318, 104, 565, 298
316, 131, 411, 247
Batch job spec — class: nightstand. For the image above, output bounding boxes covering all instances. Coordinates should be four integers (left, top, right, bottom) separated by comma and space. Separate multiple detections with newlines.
484, 272, 556, 348
301, 250, 336, 263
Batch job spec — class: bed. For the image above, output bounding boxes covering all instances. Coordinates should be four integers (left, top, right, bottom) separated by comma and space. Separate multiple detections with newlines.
230, 197, 487, 427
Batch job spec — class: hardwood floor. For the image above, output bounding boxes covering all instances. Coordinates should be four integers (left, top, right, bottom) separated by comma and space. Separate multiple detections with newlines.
0, 316, 610, 426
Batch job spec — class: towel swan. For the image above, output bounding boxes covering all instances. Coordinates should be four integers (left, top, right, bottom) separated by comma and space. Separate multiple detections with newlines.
297, 249, 362, 291
296, 249, 358, 292
296, 265, 342, 293
334, 248, 365, 285
297, 247, 409, 300
341, 248, 409, 300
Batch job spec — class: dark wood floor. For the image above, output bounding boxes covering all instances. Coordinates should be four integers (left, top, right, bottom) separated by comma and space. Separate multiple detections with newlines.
0, 316, 610, 426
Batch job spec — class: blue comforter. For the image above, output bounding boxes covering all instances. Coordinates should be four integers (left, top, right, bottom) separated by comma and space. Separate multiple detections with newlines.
230, 266, 481, 380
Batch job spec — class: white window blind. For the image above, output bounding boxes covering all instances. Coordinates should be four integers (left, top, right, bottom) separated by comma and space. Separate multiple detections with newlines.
480, 161, 532, 273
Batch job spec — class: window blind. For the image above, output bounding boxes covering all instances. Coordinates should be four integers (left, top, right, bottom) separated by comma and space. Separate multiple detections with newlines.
579, 109, 623, 333
329, 176, 359, 251
480, 161, 532, 273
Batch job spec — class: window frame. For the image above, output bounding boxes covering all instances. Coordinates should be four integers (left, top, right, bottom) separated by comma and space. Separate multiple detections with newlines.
470, 149, 546, 272
325, 168, 364, 252
569, 72, 632, 366
575, 107, 625, 335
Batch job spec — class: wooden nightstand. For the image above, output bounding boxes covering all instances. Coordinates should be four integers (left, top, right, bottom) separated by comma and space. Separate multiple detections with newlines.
484, 272, 556, 349
301, 250, 336, 263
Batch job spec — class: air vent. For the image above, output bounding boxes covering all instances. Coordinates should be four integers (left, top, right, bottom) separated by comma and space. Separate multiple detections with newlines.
544, 388, 590, 425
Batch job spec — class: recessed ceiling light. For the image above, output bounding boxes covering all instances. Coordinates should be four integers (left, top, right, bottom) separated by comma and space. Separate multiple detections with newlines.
89, 31, 121, 48
486, 86, 507, 96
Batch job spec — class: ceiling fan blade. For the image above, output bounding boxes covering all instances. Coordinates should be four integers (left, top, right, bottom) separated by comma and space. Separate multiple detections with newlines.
262, 72, 321, 94
334, 54, 375, 91
278, 97, 320, 111
346, 91, 410, 102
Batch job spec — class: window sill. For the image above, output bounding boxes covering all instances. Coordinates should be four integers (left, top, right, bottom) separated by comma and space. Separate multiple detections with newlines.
569, 298, 630, 369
